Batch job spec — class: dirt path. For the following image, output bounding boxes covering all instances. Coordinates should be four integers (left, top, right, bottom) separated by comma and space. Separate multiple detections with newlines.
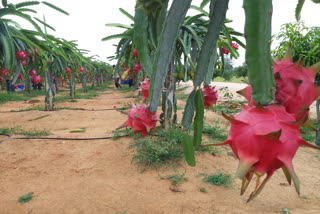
0, 83, 320, 214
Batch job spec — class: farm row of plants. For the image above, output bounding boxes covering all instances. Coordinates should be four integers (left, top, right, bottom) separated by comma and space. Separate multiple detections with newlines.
109, 0, 320, 203
0, 0, 113, 110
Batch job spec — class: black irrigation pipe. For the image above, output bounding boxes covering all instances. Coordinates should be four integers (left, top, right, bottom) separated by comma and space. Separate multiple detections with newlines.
0, 108, 127, 113
0, 134, 11, 143
0, 134, 113, 143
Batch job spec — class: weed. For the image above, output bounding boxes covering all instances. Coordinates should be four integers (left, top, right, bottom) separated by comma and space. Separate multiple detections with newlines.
18, 192, 33, 204
164, 173, 187, 186
118, 86, 136, 93
280, 208, 290, 214
130, 126, 184, 172
0, 126, 51, 136
315, 154, 320, 160
218, 86, 234, 102
299, 195, 311, 200
215, 104, 241, 114
70, 99, 77, 102
201, 172, 233, 188
199, 187, 208, 193
203, 123, 228, 141
112, 129, 140, 139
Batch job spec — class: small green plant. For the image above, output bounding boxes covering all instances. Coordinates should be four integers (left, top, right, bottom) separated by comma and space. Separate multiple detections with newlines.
164, 173, 187, 186
315, 154, 320, 160
203, 123, 228, 141
201, 172, 233, 188
130, 126, 184, 172
18, 192, 33, 204
299, 195, 311, 200
0, 126, 51, 136
112, 129, 140, 139
70, 99, 77, 102
280, 208, 290, 214
218, 86, 234, 102
199, 187, 208, 193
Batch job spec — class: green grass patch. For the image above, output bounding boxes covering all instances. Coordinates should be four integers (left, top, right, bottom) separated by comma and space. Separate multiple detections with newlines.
213, 76, 246, 83
118, 85, 137, 93
199, 187, 208, 193
162, 173, 187, 186
0, 126, 51, 136
130, 126, 185, 172
18, 192, 33, 204
216, 104, 241, 114
203, 123, 228, 142
201, 172, 233, 188
12, 105, 43, 112
300, 120, 320, 143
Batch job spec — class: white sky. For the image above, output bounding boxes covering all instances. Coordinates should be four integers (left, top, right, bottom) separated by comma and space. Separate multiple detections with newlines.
8, 0, 320, 66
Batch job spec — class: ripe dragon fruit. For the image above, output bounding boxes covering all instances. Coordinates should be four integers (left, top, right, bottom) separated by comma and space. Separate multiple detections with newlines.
0, 76, 4, 83
22, 61, 27, 66
34, 48, 39, 53
121, 104, 158, 137
202, 86, 219, 109
140, 78, 150, 101
133, 48, 138, 57
202, 105, 320, 202
16, 50, 27, 61
237, 57, 320, 120
17, 73, 23, 80
32, 75, 41, 84
0, 68, 9, 77
133, 63, 141, 74
66, 67, 71, 72
231, 43, 239, 50
222, 47, 229, 55
79, 67, 84, 72
29, 70, 36, 77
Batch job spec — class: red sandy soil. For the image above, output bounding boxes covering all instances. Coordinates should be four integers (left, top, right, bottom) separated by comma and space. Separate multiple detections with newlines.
0, 82, 319, 214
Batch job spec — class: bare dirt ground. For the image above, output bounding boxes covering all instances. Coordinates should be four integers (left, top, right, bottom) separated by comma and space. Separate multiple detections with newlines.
0, 82, 319, 214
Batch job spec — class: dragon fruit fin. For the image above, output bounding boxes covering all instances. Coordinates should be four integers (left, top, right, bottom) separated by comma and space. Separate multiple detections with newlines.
258, 129, 282, 140
200, 140, 231, 148
280, 160, 300, 195
299, 139, 320, 150
302, 119, 317, 131
295, 57, 305, 68
310, 61, 320, 74
282, 166, 292, 185
235, 160, 255, 179
284, 46, 293, 60
222, 112, 248, 125
241, 171, 254, 196
247, 173, 273, 203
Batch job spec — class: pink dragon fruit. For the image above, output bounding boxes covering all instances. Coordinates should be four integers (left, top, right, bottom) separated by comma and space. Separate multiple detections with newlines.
16, 50, 27, 61
122, 104, 158, 136
237, 57, 320, 120
231, 43, 239, 50
79, 67, 84, 72
0, 76, 4, 83
203, 105, 320, 202
34, 48, 39, 53
0, 68, 9, 77
202, 86, 218, 109
29, 70, 36, 77
17, 73, 23, 80
22, 61, 27, 66
140, 78, 150, 101
32, 75, 41, 84
133, 48, 138, 57
66, 67, 71, 72
133, 63, 141, 73
222, 47, 229, 55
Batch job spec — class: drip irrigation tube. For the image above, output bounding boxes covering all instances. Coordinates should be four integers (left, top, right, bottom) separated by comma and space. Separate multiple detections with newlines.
0, 134, 113, 143
0, 108, 127, 113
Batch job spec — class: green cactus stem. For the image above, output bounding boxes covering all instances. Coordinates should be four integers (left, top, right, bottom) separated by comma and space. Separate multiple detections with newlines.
244, 0, 275, 105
